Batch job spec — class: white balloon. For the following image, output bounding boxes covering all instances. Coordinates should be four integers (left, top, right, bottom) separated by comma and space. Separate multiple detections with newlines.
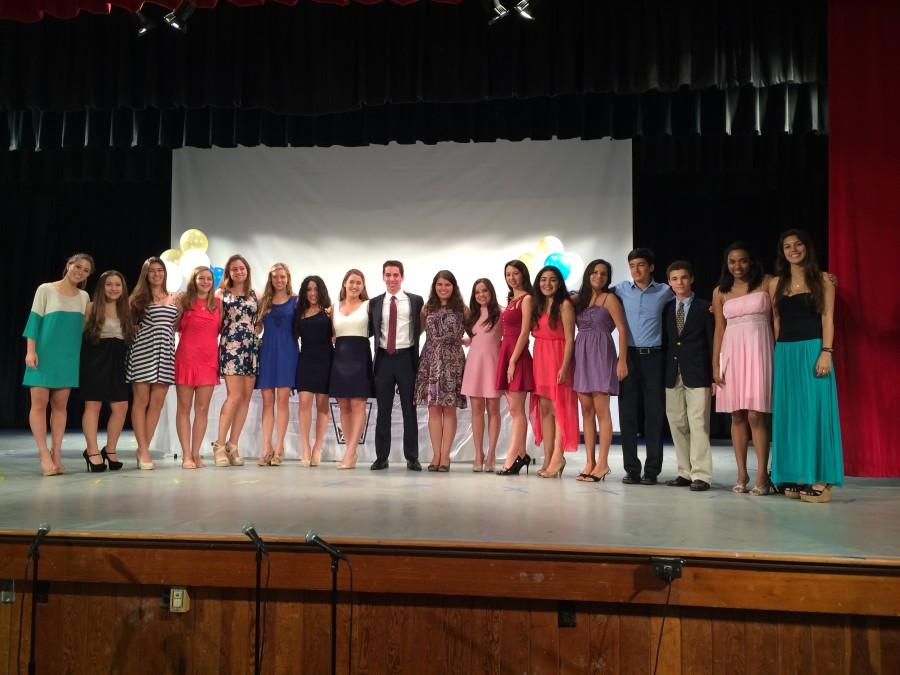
163, 260, 182, 293
179, 249, 211, 280
564, 252, 585, 289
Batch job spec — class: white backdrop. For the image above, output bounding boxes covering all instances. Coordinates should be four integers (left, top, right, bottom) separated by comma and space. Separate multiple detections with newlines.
158, 139, 632, 462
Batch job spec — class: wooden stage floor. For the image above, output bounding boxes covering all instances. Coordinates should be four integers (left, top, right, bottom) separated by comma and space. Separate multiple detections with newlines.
1, 431, 898, 565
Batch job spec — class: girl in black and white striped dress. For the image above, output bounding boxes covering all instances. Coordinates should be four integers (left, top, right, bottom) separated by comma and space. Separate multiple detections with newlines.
127, 257, 178, 469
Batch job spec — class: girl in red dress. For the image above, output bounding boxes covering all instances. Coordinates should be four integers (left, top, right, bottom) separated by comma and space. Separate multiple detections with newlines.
174, 267, 222, 469
531, 265, 578, 478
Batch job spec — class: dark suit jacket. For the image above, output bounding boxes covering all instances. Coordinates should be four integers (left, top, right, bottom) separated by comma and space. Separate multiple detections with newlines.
369, 291, 424, 371
663, 296, 714, 389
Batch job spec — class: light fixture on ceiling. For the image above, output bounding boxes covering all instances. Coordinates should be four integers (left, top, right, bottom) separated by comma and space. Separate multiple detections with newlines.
514, 0, 535, 20
163, 1, 197, 33
488, 0, 509, 25
135, 3, 155, 36
486, 0, 540, 26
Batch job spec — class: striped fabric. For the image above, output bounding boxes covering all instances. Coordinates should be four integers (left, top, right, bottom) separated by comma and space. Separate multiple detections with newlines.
126, 303, 177, 384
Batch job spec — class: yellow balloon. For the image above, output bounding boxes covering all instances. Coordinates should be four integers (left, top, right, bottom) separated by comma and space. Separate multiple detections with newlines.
160, 248, 182, 264
179, 228, 209, 253
534, 235, 564, 257
518, 251, 538, 272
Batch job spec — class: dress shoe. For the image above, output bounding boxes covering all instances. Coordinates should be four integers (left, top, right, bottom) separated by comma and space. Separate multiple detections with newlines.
370, 459, 389, 471
406, 460, 422, 471
690, 480, 710, 492
666, 476, 692, 487
622, 474, 641, 485
640, 475, 658, 485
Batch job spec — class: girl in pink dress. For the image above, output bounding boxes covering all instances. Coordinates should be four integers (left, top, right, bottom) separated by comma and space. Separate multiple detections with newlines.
494, 260, 536, 476
531, 265, 578, 478
712, 243, 774, 495
461, 278, 502, 472
175, 267, 222, 469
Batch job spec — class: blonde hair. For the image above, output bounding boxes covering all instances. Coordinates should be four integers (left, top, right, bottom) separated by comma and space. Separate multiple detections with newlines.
257, 263, 294, 321
180, 267, 218, 313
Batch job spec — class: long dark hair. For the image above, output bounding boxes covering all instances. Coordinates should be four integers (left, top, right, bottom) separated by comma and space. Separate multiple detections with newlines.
717, 241, 765, 293
574, 259, 612, 314
129, 256, 167, 323
293, 275, 332, 339
504, 259, 533, 301
532, 265, 571, 329
464, 278, 501, 336
774, 229, 824, 313
84, 271, 136, 345
425, 270, 466, 316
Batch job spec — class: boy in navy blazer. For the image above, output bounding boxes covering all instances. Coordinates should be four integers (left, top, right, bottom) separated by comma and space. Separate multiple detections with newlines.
663, 261, 714, 491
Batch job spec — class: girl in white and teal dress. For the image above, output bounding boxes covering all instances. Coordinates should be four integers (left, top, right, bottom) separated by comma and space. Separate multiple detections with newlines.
768, 230, 843, 503
23, 253, 94, 476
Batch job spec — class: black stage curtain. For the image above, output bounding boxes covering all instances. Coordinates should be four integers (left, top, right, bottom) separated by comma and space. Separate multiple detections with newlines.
633, 133, 828, 438
4, 84, 826, 150
1, 149, 171, 428
1, 0, 826, 147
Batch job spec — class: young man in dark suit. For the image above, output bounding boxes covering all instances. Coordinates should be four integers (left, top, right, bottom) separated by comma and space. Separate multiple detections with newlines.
663, 261, 715, 491
368, 260, 424, 471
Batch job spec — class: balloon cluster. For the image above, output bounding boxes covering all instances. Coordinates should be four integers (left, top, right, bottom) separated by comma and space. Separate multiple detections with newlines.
516, 236, 584, 288
158, 229, 224, 293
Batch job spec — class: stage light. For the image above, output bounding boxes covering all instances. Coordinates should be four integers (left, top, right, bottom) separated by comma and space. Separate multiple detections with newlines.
514, 0, 534, 20
164, 1, 197, 33
135, 6, 155, 37
488, 0, 509, 25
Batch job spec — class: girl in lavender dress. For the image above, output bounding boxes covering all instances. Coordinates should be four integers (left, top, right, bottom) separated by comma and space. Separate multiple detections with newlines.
572, 260, 628, 482
461, 279, 502, 472
415, 270, 468, 472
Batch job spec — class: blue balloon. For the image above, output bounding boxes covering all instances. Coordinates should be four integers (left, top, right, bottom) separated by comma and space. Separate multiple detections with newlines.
543, 252, 571, 280
211, 266, 225, 288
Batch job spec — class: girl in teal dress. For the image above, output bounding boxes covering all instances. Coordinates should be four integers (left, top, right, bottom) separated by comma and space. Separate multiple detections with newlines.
768, 230, 843, 503
23, 253, 94, 476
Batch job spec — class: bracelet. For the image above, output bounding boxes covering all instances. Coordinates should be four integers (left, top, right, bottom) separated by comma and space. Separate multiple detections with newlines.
821, 347, 834, 353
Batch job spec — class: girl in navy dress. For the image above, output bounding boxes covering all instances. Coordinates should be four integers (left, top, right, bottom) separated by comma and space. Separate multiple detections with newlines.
213, 255, 259, 467
256, 263, 298, 466
294, 275, 334, 467
80, 271, 135, 472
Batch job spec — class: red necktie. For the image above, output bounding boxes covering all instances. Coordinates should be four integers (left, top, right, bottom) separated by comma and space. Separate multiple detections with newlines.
387, 295, 398, 354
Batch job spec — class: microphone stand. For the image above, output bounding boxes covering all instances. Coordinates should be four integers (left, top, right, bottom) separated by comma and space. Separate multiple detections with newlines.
330, 553, 339, 675
254, 542, 262, 675
27, 525, 50, 675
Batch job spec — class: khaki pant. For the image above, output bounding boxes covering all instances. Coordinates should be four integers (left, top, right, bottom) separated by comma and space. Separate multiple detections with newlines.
665, 374, 712, 483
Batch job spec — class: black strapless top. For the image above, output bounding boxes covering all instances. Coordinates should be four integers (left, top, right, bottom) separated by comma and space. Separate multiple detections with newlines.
776, 293, 822, 342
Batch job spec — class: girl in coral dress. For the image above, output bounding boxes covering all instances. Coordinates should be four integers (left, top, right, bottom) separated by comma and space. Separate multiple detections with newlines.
461, 278, 502, 472
174, 267, 222, 469
531, 265, 578, 478
712, 243, 774, 496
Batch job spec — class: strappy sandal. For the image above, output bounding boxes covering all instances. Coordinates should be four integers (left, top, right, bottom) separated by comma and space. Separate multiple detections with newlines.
748, 482, 773, 496
269, 454, 283, 466
257, 452, 274, 467
782, 483, 802, 499
225, 442, 245, 466
732, 482, 749, 494
212, 441, 230, 467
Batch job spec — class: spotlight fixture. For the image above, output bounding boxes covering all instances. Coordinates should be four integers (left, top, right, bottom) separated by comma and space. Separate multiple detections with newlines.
514, 0, 534, 20
163, 1, 197, 33
486, 0, 540, 26
135, 3, 155, 36
488, 0, 509, 25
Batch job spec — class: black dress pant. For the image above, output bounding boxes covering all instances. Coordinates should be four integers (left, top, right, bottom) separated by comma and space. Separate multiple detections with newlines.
618, 348, 665, 478
374, 348, 419, 462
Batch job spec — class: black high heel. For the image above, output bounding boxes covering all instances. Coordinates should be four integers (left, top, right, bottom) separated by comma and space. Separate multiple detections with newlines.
83, 449, 107, 473
100, 446, 123, 471
496, 453, 531, 476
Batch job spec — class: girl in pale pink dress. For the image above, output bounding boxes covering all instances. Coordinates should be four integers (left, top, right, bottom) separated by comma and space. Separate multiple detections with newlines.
530, 265, 578, 478
461, 278, 503, 472
712, 243, 774, 496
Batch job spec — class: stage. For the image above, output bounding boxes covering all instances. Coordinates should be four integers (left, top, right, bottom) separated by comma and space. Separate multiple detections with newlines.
0, 431, 897, 563
2, 431, 900, 674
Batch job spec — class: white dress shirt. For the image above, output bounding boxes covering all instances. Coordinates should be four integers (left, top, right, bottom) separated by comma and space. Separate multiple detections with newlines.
379, 291, 413, 349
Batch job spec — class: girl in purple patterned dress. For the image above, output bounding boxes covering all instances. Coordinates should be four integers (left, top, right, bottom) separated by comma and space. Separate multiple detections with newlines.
414, 270, 468, 472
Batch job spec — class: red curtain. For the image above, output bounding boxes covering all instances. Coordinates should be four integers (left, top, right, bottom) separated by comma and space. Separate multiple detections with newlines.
829, 0, 900, 476
0, 0, 462, 22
